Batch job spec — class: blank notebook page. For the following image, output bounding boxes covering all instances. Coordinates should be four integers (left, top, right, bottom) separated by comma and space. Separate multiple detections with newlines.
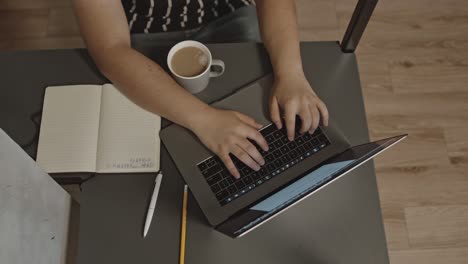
36, 85, 102, 173
96, 84, 161, 173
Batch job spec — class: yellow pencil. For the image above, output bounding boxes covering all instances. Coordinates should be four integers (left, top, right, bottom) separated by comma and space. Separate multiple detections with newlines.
179, 185, 188, 264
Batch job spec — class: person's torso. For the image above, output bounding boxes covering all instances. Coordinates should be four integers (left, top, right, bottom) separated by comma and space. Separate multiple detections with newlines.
121, 0, 252, 34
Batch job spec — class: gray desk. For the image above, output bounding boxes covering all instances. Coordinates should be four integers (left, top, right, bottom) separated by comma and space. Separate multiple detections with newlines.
0, 42, 389, 263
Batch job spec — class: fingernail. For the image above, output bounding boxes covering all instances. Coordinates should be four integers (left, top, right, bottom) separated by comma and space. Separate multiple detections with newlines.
260, 160, 265, 166
255, 166, 260, 171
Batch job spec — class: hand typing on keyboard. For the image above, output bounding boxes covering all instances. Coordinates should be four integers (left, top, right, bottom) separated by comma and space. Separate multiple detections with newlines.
197, 123, 330, 205
191, 108, 269, 178
269, 71, 329, 140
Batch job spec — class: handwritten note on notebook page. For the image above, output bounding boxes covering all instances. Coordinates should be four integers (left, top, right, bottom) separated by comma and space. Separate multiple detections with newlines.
37, 84, 161, 174
96, 84, 161, 173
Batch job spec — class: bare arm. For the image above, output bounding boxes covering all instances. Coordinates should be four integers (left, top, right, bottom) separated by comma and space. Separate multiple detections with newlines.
256, 0, 329, 139
256, 0, 303, 81
73, 0, 268, 177
73, 0, 210, 131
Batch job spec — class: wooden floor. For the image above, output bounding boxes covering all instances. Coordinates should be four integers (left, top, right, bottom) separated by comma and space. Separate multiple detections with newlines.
2, 0, 467, 263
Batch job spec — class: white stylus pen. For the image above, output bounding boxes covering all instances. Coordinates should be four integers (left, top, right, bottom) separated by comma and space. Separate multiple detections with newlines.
143, 172, 163, 238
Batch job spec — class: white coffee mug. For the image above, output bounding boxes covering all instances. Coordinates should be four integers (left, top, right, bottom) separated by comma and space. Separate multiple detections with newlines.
167, 40, 225, 94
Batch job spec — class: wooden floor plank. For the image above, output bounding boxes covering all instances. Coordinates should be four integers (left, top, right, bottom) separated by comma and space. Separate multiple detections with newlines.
389, 53, 468, 94
377, 164, 468, 208
444, 126, 468, 167
0, 39, 12, 50
0, 9, 49, 39
296, 0, 340, 41
356, 52, 395, 95
47, 7, 80, 37
405, 205, 468, 249
390, 247, 468, 264
0, 0, 71, 10
363, 91, 468, 131
7, 36, 84, 51
371, 128, 451, 168
382, 207, 411, 250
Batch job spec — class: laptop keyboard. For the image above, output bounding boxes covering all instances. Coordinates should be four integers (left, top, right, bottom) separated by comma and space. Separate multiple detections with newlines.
197, 124, 330, 206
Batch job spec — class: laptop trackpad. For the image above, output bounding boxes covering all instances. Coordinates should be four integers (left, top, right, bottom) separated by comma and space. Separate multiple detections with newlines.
212, 76, 273, 126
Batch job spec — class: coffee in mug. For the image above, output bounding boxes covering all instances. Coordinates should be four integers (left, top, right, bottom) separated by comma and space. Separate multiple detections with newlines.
167, 41, 225, 94
171, 47, 209, 77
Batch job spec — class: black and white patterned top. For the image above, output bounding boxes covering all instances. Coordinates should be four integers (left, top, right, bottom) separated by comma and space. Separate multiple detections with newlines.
121, 0, 253, 34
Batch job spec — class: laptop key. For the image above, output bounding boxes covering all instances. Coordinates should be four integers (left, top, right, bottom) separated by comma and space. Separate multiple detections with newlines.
274, 159, 282, 167
280, 146, 289, 154
311, 138, 320, 147
198, 162, 207, 171
226, 176, 234, 184
244, 176, 253, 185
260, 124, 276, 136
211, 184, 220, 193
216, 190, 229, 200
242, 167, 252, 176
273, 150, 282, 158
207, 173, 221, 185
265, 134, 275, 142
220, 169, 230, 177
274, 140, 283, 148
269, 142, 277, 151
202, 164, 221, 177
267, 163, 275, 171
227, 185, 237, 194
273, 131, 282, 139
265, 154, 274, 162
252, 172, 261, 180
290, 149, 299, 158
296, 137, 304, 145
318, 134, 328, 143
287, 141, 297, 150
235, 180, 246, 190
219, 179, 229, 189
303, 133, 311, 141
206, 158, 216, 167
297, 145, 305, 154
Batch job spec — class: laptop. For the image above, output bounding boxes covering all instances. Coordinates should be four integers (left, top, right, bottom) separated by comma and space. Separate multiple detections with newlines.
160, 75, 406, 238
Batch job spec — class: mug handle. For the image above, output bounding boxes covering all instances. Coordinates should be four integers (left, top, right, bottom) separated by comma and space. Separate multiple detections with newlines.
210, 59, 225, 78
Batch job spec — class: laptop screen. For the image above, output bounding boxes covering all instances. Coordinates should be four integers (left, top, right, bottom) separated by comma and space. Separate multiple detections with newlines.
250, 159, 355, 213
216, 135, 406, 237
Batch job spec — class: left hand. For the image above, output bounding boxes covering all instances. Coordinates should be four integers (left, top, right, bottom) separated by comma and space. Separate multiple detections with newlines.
270, 71, 329, 141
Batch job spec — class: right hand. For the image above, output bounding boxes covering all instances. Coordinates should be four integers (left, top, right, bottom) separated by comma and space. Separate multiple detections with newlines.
191, 108, 269, 179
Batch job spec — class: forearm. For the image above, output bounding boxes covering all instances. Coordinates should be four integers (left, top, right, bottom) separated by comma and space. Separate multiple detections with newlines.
73, 0, 210, 131
95, 45, 211, 131
256, 0, 303, 78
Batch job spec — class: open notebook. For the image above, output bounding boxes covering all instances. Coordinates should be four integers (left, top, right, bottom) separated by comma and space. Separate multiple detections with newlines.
37, 84, 161, 173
